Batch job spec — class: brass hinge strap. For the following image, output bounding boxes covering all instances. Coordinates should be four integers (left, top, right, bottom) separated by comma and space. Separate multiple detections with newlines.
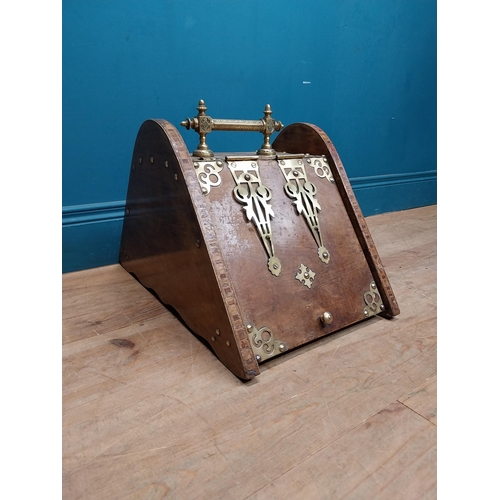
276, 156, 331, 264
226, 158, 282, 276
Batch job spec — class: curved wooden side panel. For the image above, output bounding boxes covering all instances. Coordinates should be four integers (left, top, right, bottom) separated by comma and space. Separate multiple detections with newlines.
120, 119, 258, 379
273, 123, 400, 317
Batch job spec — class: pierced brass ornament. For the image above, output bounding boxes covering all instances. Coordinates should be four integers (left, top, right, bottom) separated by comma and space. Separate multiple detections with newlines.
247, 324, 286, 362
363, 281, 385, 317
304, 155, 335, 183
277, 155, 331, 264
193, 159, 224, 195
226, 157, 282, 276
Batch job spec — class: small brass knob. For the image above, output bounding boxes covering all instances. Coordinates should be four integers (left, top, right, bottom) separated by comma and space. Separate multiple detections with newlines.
321, 311, 333, 325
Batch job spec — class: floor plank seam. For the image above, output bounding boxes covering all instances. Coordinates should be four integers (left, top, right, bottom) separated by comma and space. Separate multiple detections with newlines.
241, 401, 404, 500
62, 206, 437, 499
398, 399, 436, 426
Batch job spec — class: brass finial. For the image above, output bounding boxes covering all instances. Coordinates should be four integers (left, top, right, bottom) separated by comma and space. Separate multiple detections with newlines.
257, 104, 283, 155
180, 99, 214, 158
197, 99, 207, 114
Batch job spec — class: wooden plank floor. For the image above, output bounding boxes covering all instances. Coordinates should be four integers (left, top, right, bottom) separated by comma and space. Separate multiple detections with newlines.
62, 205, 437, 500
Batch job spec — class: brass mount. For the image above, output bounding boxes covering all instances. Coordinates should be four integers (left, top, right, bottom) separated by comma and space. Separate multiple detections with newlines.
246, 323, 286, 362
181, 100, 284, 158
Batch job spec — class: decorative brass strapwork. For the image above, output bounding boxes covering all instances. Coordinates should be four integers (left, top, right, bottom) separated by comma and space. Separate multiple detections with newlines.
277, 155, 331, 264
363, 281, 386, 318
226, 157, 282, 276
193, 159, 224, 195
181, 100, 284, 158
246, 323, 286, 362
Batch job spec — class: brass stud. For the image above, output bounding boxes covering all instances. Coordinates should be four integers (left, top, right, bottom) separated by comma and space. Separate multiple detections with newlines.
279, 343, 286, 352
194, 162, 199, 168
304, 272, 310, 279
251, 162, 257, 167
150, 157, 154, 163
139, 157, 143, 164
298, 160, 303, 165
246, 324, 253, 332
211, 336, 216, 342
292, 170, 299, 176
306, 158, 311, 163
322, 252, 329, 259
216, 160, 223, 167
216, 329, 221, 336
273, 263, 279, 270
201, 187, 208, 194
165, 161, 169, 167
174, 174, 178, 180
256, 355, 262, 363
380, 304, 385, 311
244, 174, 251, 180
126, 208, 130, 214
371, 282, 376, 289
195, 239, 200, 248
364, 310, 369, 317
226, 340, 231, 347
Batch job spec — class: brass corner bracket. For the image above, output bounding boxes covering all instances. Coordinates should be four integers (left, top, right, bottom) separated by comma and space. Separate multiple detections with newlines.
193, 159, 224, 195
246, 323, 286, 363
363, 281, 386, 317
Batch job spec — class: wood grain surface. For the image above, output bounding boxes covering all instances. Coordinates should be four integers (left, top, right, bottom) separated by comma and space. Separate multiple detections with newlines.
119, 119, 399, 379
119, 119, 257, 379
63, 205, 436, 500
273, 123, 400, 318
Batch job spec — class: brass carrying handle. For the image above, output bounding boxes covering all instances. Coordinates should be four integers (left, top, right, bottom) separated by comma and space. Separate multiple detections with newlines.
181, 99, 284, 158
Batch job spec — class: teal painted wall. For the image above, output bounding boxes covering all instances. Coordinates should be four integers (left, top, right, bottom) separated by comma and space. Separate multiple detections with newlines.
63, 0, 436, 272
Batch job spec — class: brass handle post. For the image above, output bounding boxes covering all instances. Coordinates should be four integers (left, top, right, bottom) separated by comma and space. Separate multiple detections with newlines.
181, 100, 284, 158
